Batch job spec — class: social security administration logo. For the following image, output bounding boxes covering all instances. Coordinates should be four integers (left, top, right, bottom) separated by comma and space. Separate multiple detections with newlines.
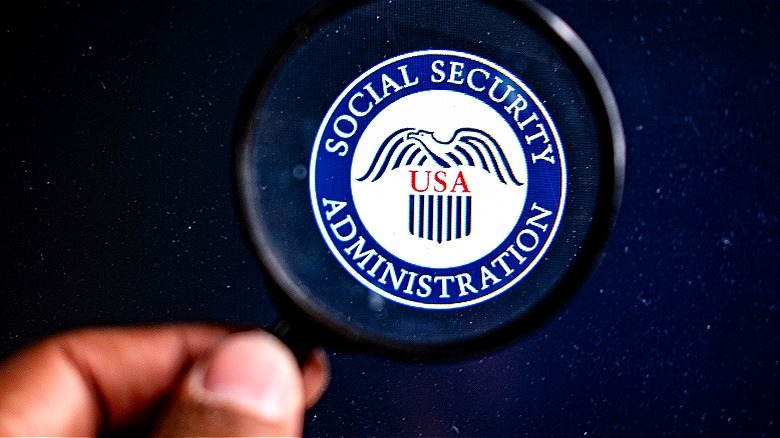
310, 50, 566, 309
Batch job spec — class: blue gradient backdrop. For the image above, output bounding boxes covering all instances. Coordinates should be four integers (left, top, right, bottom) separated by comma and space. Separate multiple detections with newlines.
2, 1, 778, 436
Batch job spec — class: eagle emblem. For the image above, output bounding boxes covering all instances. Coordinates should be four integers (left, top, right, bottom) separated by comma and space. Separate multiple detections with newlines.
356, 127, 524, 186
355, 127, 524, 243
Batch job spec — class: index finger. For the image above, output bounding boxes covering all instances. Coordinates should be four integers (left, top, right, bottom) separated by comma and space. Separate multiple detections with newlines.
0, 324, 233, 436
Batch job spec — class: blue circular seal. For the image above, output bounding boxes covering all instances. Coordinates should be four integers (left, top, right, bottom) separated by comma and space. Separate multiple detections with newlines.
310, 50, 566, 309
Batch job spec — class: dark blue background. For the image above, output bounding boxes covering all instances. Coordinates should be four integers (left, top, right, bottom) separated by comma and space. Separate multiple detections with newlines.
2, 1, 778, 436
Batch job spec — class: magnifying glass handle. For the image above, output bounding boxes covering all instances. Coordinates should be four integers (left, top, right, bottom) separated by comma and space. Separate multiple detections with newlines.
269, 319, 315, 366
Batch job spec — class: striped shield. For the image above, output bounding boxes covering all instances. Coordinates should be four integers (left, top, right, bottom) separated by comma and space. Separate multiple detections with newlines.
408, 194, 472, 243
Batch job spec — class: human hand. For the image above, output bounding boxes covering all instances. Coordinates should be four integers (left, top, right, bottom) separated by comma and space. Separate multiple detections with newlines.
0, 324, 329, 436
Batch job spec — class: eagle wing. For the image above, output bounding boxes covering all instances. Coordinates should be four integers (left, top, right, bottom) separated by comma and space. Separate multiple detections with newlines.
356, 128, 430, 182
355, 127, 523, 186
448, 128, 523, 186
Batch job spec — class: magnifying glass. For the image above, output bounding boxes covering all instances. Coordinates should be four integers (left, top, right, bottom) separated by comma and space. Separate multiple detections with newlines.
235, 0, 625, 360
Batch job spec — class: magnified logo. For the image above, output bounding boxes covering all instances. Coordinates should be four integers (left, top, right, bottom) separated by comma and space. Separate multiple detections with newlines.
310, 50, 566, 309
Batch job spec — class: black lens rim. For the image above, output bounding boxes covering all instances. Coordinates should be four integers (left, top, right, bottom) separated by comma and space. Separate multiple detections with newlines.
234, 0, 625, 358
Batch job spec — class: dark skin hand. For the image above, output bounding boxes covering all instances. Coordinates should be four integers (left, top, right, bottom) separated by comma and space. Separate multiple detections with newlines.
0, 324, 329, 436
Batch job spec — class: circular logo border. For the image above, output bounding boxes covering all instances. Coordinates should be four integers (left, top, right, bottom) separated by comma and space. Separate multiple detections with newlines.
310, 49, 567, 310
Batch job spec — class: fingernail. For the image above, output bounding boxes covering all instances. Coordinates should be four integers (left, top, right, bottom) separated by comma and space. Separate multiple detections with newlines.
199, 331, 294, 420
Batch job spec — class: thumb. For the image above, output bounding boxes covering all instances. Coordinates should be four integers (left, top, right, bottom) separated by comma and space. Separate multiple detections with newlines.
155, 330, 305, 437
